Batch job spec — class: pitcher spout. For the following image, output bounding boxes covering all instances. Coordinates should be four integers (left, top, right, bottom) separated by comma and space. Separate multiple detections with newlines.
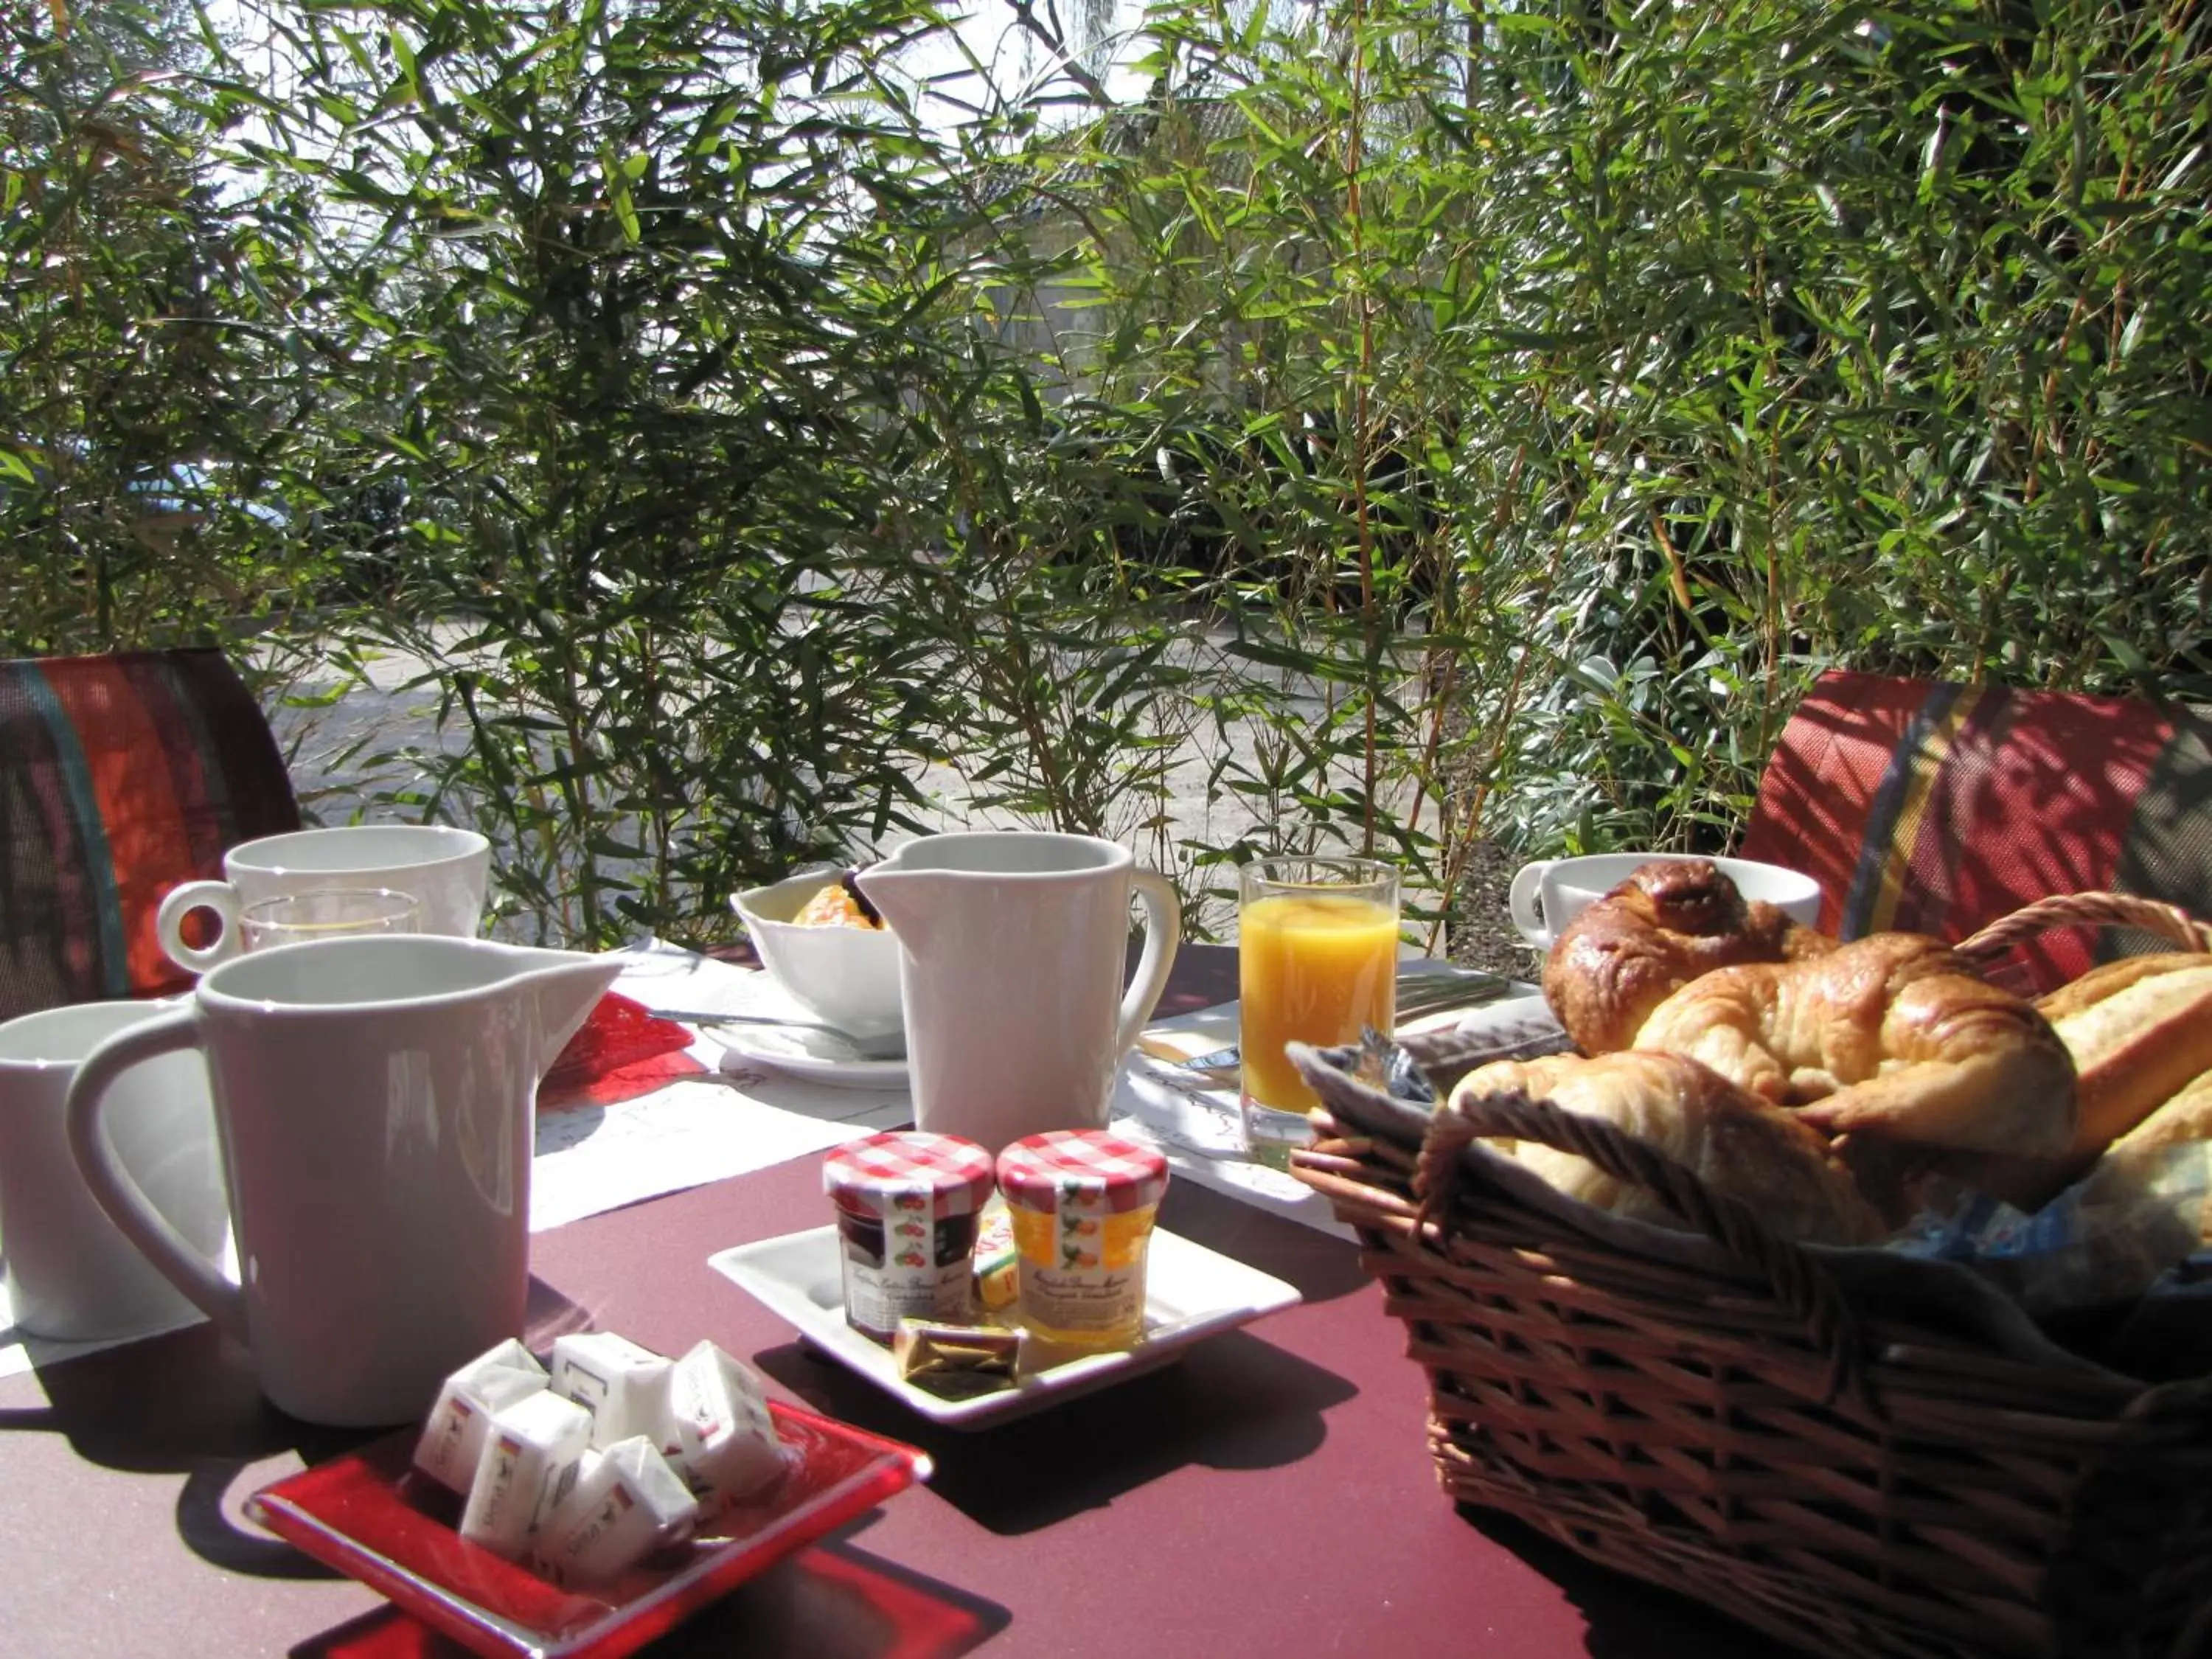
850, 863, 936, 952
506, 947, 627, 1071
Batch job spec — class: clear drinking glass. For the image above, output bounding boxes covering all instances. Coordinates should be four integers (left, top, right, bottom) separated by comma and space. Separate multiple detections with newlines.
1237, 855, 1400, 1169
239, 889, 420, 951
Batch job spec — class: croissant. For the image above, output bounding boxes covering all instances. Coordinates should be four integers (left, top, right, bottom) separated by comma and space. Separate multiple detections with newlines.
1628, 933, 2078, 1214
1543, 858, 1834, 1056
1449, 1050, 1887, 1246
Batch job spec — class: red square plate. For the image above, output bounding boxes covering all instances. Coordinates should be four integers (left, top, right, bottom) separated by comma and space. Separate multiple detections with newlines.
247, 1403, 931, 1659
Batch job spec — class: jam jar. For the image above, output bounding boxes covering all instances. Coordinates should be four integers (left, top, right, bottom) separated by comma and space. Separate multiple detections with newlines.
823, 1131, 995, 1342
995, 1130, 1169, 1352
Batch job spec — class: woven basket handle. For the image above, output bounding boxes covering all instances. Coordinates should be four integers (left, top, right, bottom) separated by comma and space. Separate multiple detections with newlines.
1414, 1088, 1877, 1416
1953, 890, 2212, 970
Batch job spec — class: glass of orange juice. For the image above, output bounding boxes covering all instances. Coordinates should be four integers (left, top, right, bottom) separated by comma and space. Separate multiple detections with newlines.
1237, 855, 1399, 1169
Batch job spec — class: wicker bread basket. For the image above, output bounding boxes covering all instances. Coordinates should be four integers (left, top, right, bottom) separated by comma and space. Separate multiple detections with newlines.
1289, 892, 2212, 1659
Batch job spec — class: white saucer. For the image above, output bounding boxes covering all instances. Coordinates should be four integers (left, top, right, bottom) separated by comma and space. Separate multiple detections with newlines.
712, 1025, 910, 1091
708, 1225, 1301, 1428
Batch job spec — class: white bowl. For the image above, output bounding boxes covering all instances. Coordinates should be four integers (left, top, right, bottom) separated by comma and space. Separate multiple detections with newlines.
1507, 852, 1824, 949
730, 867, 904, 1041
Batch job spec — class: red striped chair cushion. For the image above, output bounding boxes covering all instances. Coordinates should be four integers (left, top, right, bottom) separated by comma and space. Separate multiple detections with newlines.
1742, 670, 2212, 990
0, 649, 301, 1019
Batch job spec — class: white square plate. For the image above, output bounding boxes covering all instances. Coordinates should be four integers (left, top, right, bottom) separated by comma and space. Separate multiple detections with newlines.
707, 1226, 1301, 1429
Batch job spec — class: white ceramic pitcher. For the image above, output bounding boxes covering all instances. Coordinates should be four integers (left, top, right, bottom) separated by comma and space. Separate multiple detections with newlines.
857, 832, 1180, 1152
65, 935, 621, 1426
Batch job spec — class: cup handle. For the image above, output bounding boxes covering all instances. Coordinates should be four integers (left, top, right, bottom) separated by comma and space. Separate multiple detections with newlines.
1506, 860, 1555, 947
64, 1011, 245, 1342
1115, 872, 1184, 1057
157, 880, 243, 975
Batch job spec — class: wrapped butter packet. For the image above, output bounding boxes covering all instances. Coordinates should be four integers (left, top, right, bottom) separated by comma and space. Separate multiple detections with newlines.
413, 1338, 550, 1495
893, 1318, 1021, 1399
535, 1436, 700, 1587
551, 1332, 672, 1447
459, 1390, 594, 1559
660, 1340, 789, 1504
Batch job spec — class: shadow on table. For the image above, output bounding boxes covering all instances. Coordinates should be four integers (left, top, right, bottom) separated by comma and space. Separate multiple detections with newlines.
0, 1276, 595, 1582
1458, 1507, 1793, 1658
288, 1527, 1009, 1659
1155, 1183, 1374, 1306
754, 1324, 1356, 1537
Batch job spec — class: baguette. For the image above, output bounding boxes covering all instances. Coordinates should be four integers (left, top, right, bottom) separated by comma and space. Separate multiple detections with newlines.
2101, 1067, 2212, 1168
2040, 957, 2212, 1160
2077, 1068, 2212, 1248
2036, 952, 2212, 1023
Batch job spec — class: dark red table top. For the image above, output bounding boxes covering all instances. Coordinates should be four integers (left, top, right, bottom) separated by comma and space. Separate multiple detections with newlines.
0, 948, 1787, 1658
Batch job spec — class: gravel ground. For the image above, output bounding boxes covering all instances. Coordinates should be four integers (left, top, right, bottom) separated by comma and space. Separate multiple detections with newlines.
1444, 837, 1537, 981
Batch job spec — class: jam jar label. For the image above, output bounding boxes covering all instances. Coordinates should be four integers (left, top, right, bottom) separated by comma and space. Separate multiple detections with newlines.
1008, 1177, 1153, 1337
838, 1182, 973, 1338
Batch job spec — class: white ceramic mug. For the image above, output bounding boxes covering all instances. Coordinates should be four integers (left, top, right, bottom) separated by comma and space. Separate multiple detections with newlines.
1508, 852, 1824, 949
856, 832, 1181, 1152
0, 1001, 229, 1343
156, 824, 492, 974
64, 935, 620, 1425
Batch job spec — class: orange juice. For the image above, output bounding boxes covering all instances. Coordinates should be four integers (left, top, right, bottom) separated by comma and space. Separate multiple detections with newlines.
1239, 891, 1399, 1113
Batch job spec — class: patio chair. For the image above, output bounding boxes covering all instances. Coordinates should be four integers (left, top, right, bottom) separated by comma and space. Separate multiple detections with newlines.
1740, 669, 2212, 990
0, 647, 301, 1020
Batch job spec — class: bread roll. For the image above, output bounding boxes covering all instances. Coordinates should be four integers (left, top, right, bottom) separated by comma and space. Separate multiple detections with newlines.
1449, 1050, 1888, 1246
1543, 859, 1834, 1055
2038, 959, 2212, 1160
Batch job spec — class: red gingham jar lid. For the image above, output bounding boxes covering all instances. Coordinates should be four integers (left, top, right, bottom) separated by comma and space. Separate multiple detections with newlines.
823, 1131, 995, 1220
995, 1130, 1169, 1214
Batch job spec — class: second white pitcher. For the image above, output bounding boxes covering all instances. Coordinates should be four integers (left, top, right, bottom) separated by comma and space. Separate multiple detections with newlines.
857, 832, 1180, 1152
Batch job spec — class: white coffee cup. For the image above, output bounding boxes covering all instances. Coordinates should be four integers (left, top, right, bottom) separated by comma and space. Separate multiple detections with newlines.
156, 824, 491, 974
0, 1001, 229, 1343
1508, 853, 1823, 950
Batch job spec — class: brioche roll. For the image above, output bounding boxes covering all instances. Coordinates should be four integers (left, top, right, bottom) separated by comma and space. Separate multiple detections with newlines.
1543, 859, 1833, 1056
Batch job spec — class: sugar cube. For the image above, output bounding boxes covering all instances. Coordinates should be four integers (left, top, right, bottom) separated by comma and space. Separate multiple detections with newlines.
459, 1390, 594, 1559
535, 1436, 700, 1586
659, 1340, 789, 1504
412, 1338, 550, 1495
550, 1331, 672, 1447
